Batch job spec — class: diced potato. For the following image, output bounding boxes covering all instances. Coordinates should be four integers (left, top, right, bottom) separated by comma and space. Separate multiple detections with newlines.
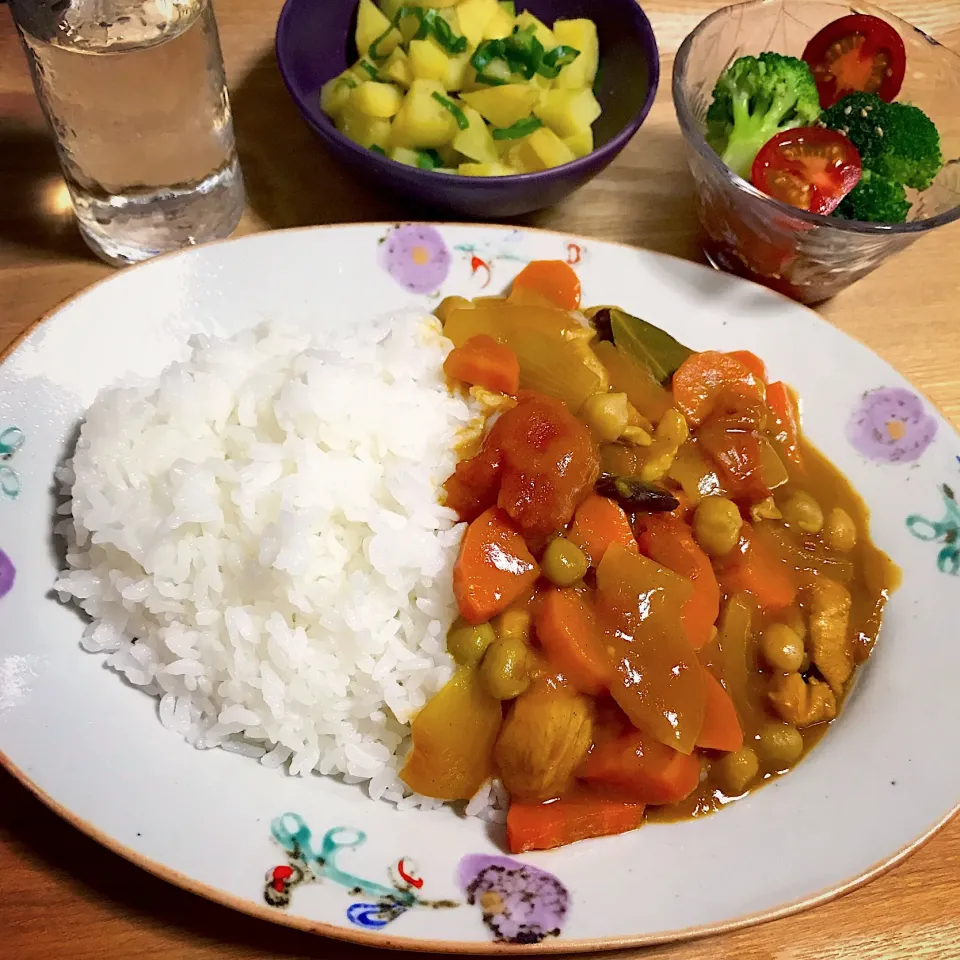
563, 129, 594, 158
500, 1, 516, 14
483, 4, 514, 39
553, 19, 600, 90
453, 105, 499, 163
461, 85, 540, 129
459, 162, 515, 176
378, 0, 404, 18
515, 11, 558, 48
457, 0, 500, 49
390, 78, 458, 148
534, 88, 602, 138
389, 146, 423, 167
504, 140, 535, 173
409, 38, 453, 85
320, 71, 358, 119
357, 0, 401, 58
445, 51, 472, 91
419, 0, 459, 7
515, 126, 576, 171
337, 100, 392, 149
351, 81, 403, 118
383, 47, 412, 88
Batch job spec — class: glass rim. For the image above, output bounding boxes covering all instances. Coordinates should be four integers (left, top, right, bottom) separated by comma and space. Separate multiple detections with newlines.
671, 0, 960, 236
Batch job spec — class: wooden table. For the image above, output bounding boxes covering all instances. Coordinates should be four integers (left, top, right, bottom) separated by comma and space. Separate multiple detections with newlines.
2, 1, 959, 957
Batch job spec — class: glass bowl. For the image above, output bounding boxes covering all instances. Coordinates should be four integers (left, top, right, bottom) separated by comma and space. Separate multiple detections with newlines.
672, 0, 960, 304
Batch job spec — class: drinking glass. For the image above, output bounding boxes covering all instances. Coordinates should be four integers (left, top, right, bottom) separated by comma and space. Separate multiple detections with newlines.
8, 0, 246, 265
672, 0, 960, 304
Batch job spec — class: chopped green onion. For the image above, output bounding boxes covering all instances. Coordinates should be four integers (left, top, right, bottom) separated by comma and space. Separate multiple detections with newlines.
491, 116, 543, 140
432, 92, 470, 130
419, 9, 468, 54
471, 29, 579, 84
539, 45, 580, 79
370, 145, 387, 156
340, 76, 358, 90
369, 5, 422, 61
370, 5, 467, 59
416, 148, 444, 170
471, 39, 510, 85
504, 26, 544, 80
358, 60, 382, 81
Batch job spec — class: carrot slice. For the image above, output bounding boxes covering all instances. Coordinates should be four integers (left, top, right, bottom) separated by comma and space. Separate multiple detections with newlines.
696, 670, 744, 752
453, 507, 540, 624
507, 797, 645, 853
444, 334, 520, 395
635, 515, 720, 650
536, 588, 612, 695
718, 522, 797, 611
578, 730, 702, 805
727, 350, 768, 383
671, 351, 766, 427
510, 260, 582, 311
767, 380, 802, 467
568, 493, 638, 567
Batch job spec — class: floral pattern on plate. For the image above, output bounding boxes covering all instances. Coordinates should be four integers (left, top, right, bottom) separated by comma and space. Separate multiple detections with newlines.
379, 225, 452, 294
907, 482, 960, 575
0, 549, 14, 600
847, 388, 937, 463
264, 814, 570, 943
0, 425, 25, 500
459, 853, 570, 944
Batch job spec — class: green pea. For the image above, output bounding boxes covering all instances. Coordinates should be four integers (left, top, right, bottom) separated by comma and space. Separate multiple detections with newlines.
542, 537, 589, 587
481, 636, 531, 700
447, 622, 495, 666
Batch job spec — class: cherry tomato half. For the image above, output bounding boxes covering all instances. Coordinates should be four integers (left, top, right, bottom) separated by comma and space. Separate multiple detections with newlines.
802, 14, 906, 108
751, 128, 862, 216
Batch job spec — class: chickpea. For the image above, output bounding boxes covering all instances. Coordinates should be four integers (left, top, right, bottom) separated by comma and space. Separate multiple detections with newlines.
481, 636, 531, 700
716, 746, 760, 795
447, 622, 495, 666
780, 490, 824, 534
581, 392, 629, 442
754, 722, 804, 769
824, 507, 857, 552
693, 496, 743, 557
760, 623, 805, 673
495, 608, 532, 644
542, 538, 589, 587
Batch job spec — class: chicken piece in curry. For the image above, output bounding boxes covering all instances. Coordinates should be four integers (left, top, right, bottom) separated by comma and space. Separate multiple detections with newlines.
400, 259, 900, 853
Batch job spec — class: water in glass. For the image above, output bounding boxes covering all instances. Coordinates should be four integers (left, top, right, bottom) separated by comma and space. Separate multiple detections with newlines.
11, 0, 246, 264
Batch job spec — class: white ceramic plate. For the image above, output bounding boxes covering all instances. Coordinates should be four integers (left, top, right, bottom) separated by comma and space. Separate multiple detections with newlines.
1, 224, 958, 954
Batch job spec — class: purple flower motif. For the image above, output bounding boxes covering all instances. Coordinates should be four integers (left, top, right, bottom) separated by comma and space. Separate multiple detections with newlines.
0, 549, 14, 600
847, 387, 938, 463
379, 225, 452, 294
458, 854, 569, 944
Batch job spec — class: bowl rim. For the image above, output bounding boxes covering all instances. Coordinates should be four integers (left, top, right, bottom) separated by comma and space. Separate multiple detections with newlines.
671, 0, 960, 236
274, 0, 661, 187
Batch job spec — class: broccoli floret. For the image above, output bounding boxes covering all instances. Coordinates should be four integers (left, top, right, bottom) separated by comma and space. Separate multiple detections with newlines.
874, 102, 943, 190
822, 92, 943, 191
833, 170, 911, 223
706, 52, 822, 180
821, 92, 888, 167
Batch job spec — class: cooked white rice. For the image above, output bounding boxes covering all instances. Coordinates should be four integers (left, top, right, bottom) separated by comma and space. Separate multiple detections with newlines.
54, 313, 488, 808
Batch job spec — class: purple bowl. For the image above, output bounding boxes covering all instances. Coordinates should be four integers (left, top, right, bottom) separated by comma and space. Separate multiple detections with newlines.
275, 0, 659, 218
